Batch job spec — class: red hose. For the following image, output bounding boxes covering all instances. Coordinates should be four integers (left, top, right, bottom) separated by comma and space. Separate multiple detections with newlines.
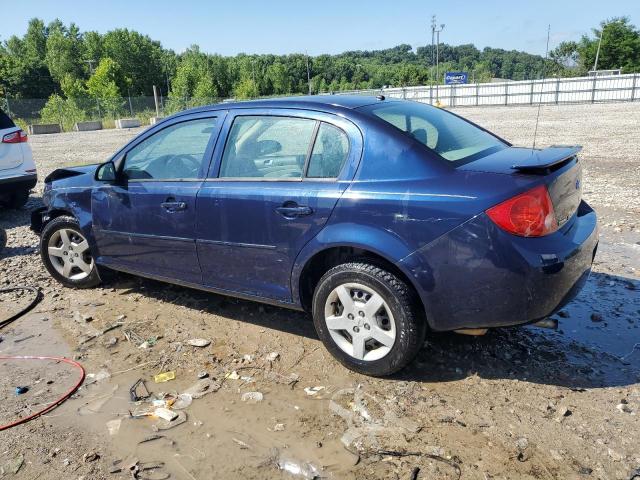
0, 355, 85, 431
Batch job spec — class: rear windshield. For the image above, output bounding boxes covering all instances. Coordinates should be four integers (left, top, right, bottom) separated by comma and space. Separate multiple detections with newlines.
360, 101, 506, 163
0, 109, 16, 129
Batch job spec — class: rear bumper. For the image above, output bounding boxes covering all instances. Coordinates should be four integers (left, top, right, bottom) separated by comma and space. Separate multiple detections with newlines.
0, 173, 37, 195
400, 200, 598, 331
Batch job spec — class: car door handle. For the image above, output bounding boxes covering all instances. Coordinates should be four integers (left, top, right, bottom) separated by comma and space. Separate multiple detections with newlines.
161, 201, 187, 212
276, 205, 313, 218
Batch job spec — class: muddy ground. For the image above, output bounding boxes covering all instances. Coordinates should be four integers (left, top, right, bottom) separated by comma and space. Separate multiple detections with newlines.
0, 102, 639, 480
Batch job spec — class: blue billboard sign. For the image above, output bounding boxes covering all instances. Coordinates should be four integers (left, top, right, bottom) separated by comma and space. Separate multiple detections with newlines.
444, 72, 468, 85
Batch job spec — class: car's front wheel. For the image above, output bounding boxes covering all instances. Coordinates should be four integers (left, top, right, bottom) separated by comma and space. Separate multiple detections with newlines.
312, 262, 426, 376
40, 216, 101, 289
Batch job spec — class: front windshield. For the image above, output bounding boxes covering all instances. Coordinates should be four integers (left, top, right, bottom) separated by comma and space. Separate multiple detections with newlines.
361, 101, 506, 163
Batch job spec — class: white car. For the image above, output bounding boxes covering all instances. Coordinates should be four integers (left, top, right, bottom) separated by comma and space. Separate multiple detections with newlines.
0, 108, 36, 208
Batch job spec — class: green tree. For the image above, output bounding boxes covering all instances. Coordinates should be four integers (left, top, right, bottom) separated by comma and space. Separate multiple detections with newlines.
234, 77, 259, 99
102, 29, 165, 95
87, 58, 122, 115
44, 20, 84, 83
576, 17, 640, 73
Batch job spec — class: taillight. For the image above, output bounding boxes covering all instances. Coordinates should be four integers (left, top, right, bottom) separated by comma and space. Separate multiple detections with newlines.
486, 185, 558, 237
2, 130, 28, 143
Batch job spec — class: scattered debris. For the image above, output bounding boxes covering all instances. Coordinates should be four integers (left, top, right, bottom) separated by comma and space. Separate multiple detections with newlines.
277, 455, 322, 479
555, 406, 573, 422
106, 419, 122, 436
82, 451, 99, 462
188, 338, 211, 347
154, 410, 187, 431
154, 371, 176, 383
273, 423, 285, 431
233, 438, 250, 449
129, 378, 150, 402
154, 407, 178, 422
85, 369, 111, 385
266, 352, 280, 362
197, 371, 209, 379
172, 393, 193, 410
616, 402, 635, 414
5, 455, 24, 474
304, 386, 325, 396
139, 434, 164, 444
241, 391, 264, 403
182, 378, 220, 399
15, 386, 28, 395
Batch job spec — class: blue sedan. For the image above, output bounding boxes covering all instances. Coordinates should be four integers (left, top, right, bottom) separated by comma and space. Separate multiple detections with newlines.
31, 96, 598, 376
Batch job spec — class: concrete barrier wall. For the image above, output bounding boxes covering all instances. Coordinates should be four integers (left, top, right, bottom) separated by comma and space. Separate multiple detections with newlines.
28, 124, 61, 135
74, 121, 103, 132
115, 118, 141, 129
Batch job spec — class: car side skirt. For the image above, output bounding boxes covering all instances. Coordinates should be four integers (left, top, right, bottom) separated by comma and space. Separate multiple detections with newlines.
96, 258, 306, 312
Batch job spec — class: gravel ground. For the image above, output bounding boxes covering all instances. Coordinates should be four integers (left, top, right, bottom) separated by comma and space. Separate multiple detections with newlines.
0, 102, 639, 480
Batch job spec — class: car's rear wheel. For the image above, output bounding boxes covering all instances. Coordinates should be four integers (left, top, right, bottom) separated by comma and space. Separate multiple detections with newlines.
0, 227, 6, 252
312, 262, 425, 376
40, 216, 101, 289
5, 189, 30, 209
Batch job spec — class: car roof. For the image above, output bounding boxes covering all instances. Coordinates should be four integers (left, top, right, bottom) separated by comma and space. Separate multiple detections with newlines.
177, 95, 399, 117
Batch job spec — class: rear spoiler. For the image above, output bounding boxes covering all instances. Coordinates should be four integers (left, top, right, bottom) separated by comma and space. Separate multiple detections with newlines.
512, 146, 582, 173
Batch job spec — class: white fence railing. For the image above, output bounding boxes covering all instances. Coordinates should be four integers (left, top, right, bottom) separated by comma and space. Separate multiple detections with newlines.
334, 73, 640, 107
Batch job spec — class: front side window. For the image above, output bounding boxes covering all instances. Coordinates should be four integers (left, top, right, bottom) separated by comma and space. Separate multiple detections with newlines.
123, 117, 217, 180
361, 101, 506, 163
220, 116, 316, 179
307, 123, 349, 178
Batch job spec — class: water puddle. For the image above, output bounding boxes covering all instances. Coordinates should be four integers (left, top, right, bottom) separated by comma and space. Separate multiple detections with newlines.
530, 270, 640, 370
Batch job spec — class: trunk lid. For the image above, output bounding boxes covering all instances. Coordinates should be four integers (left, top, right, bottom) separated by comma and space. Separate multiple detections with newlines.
460, 146, 583, 228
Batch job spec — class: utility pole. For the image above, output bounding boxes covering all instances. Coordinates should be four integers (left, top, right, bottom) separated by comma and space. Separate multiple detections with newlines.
431, 15, 436, 70
430, 15, 436, 104
434, 22, 445, 101
592, 22, 608, 72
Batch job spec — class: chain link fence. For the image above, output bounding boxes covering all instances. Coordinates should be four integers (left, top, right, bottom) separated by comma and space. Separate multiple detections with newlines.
0, 95, 222, 132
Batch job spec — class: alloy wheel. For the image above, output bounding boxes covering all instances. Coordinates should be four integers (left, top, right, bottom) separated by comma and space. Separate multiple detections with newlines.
323, 282, 396, 361
47, 228, 94, 280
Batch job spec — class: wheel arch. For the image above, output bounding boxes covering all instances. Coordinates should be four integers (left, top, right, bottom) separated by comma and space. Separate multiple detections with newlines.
293, 237, 429, 329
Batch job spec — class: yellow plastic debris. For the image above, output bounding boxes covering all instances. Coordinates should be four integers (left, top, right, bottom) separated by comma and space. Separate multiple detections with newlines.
154, 371, 176, 383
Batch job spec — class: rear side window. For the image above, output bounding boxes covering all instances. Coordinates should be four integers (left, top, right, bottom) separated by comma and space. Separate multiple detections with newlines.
307, 123, 349, 178
220, 116, 316, 179
361, 101, 506, 163
0, 109, 16, 129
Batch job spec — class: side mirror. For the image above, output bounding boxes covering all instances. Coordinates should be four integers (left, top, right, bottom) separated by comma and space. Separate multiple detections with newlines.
96, 161, 117, 182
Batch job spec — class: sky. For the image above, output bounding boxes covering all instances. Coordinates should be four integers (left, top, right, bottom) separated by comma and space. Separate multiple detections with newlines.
1, 0, 638, 57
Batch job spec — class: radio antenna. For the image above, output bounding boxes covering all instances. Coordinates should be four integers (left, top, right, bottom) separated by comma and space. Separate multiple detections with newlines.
532, 24, 551, 151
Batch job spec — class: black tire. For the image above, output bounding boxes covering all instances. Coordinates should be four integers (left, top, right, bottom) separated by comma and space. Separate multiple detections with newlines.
312, 262, 426, 376
0, 227, 6, 252
40, 215, 101, 289
6, 189, 30, 209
